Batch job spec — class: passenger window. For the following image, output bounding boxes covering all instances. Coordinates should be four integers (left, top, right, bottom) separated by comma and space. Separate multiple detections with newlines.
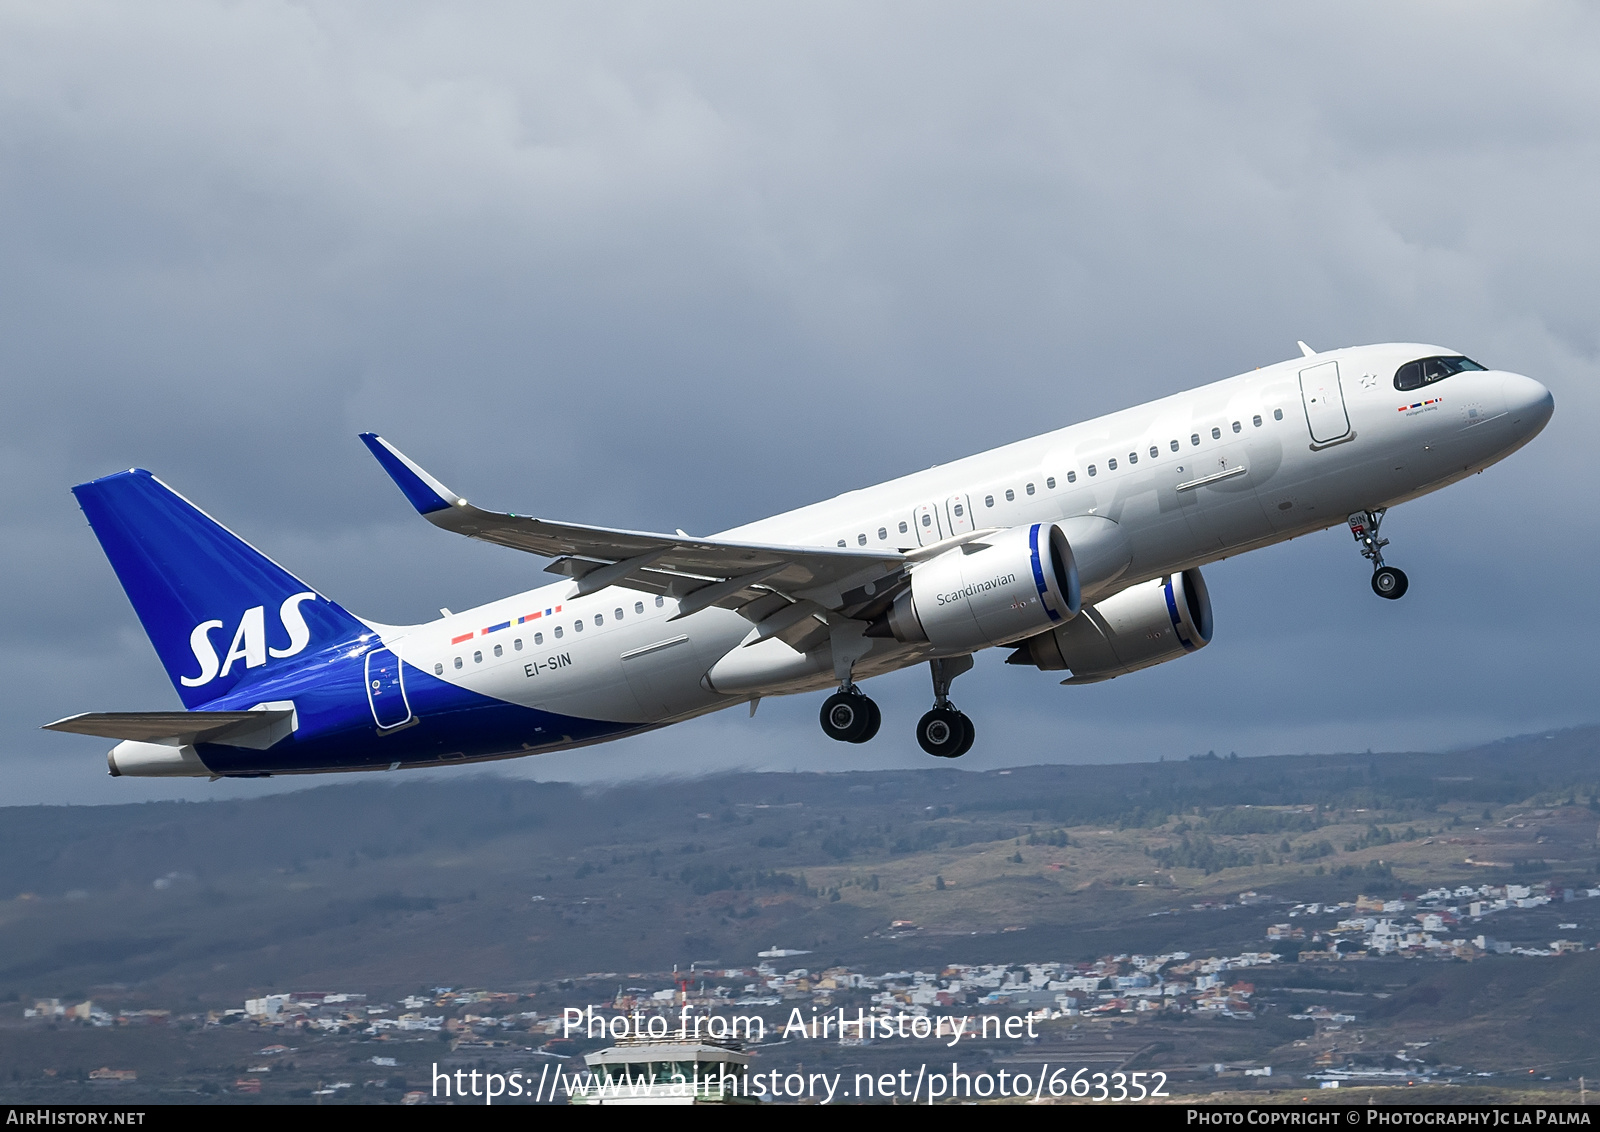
473, 651, 482, 663
614, 608, 623, 620
1107, 458, 1117, 471
493, 644, 503, 657
953, 503, 965, 517
594, 613, 603, 626
1252, 415, 1262, 427
1149, 446, 1158, 459
515, 638, 523, 650
1274, 408, 1283, 420
877, 527, 887, 540
921, 513, 933, 527
655, 596, 664, 607
554, 626, 563, 639
1087, 464, 1097, 477
1025, 483, 1035, 495
1066, 471, 1076, 483
534, 632, 544, 645
1005, 489, 1015, 501
1232, 421, 1241, 433
1128, 452, 1137, 464
898, 520, 908, 533
635, 601, 645, 614
837, 539, 846, 547
454, 657, 462, 670
434, 662, 444, 675
857, 533, 867, 545
1046, 477, 1056, 489
574, 619, 584, 632
984, 495, 994, 507
1170, 439, 1180, 452
1211, 427, 1222, 439
1190, 434, 1200, 446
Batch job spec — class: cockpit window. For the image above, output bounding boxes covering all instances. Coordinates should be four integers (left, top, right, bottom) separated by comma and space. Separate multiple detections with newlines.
1394, 355, 1486, 391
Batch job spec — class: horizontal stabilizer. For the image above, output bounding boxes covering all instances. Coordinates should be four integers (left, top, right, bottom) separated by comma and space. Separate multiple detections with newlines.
43, 709, 296, 749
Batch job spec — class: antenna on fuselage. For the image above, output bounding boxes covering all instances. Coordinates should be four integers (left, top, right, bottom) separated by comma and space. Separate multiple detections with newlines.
1297, 341, 1316, 357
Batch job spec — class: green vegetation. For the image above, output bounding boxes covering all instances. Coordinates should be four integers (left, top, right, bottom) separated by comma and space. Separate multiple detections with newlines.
676, 864, 801, 895
1205, 807, 1321, 835
1148, 834, 1257, 874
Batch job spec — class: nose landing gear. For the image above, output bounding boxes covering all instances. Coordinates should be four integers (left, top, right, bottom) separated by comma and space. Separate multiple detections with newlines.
917, 655, 976, 758
1349, 509, 1408, 600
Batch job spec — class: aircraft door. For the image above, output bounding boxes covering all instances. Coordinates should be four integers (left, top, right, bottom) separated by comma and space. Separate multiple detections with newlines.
945, 494, 974, 536
912, 503, 945, 546
365, 647, 413, 730
1299, 361, 1351, 444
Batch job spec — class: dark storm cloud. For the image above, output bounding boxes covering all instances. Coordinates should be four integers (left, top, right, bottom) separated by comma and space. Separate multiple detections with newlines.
1, 2, 1595, 802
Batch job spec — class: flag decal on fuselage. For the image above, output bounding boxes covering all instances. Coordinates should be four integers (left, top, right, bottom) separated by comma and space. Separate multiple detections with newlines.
450, 606, 564, 647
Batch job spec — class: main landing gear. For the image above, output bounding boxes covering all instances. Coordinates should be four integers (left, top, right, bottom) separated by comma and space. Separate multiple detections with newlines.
817, 656, 977, 757
1348, 509, 1409, 600
917, 655, 975, 759
819, 685, 881, 744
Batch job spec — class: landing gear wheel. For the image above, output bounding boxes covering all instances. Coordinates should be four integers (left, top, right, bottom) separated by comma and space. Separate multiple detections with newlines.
820, 691, 877, 743
918, 707, 972, 758
848, 696, 882, 744
954, 711, 976, 757
1371, 566, 1408, 600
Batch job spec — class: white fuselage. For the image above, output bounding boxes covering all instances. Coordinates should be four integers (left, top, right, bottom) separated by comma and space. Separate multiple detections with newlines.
384, 343, 1551, 744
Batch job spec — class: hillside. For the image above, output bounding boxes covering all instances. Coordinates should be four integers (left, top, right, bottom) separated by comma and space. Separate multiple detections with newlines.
2, 727, 1599, 1102
0, 726, 1595, 1001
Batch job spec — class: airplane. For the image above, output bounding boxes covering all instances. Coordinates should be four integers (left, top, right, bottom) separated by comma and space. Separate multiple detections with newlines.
45, 342, 1553, 778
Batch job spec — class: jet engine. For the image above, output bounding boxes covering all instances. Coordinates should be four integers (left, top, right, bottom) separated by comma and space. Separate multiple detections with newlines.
1007, 568, 1212, 683
868, 523, 1081, 654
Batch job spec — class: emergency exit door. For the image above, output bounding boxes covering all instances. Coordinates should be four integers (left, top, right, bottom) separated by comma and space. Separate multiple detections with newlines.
365, 647, 413, 730
945, 494, 974, 536
912, 503, 944, 546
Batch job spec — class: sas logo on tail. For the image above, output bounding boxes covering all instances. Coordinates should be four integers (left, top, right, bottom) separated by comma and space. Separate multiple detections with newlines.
182, 592, 318, 688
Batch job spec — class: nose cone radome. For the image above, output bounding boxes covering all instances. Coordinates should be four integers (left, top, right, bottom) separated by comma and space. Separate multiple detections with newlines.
1501, 371, 1555, 436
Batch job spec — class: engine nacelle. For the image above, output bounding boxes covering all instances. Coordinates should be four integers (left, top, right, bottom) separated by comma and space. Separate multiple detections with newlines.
1008, 568, 1212, 683
874, 523, 1081, 654
1054, 514, 1133, 602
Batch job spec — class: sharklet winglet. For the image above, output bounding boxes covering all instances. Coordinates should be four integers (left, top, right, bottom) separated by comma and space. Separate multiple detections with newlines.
359, 433, 461, 515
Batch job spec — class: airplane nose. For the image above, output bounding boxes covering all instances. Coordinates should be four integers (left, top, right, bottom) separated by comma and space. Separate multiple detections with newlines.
1501, 371, 1555, 435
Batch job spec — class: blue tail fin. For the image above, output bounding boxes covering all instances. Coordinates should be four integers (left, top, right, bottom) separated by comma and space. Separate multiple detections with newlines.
72, 469, 368, 709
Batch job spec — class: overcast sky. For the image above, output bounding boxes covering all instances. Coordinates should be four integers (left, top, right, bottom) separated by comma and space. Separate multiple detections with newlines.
2, 2, 1597, 804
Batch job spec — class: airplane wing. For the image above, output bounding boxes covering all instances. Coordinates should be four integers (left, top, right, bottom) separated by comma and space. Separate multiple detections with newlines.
359, 434, 914, 637
42, 710, 295, 746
